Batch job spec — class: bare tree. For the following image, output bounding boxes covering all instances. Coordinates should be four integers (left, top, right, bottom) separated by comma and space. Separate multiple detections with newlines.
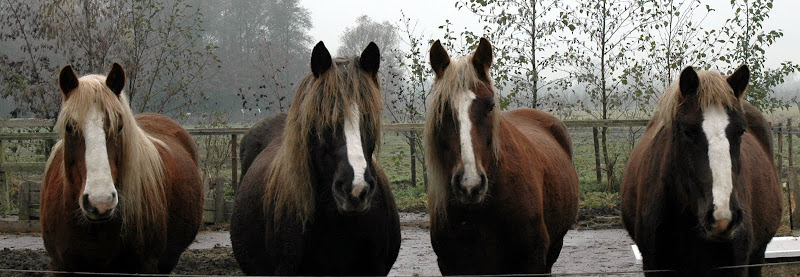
2, 0, 218, 117
0, 0, 60, 118
234, 0, 313, 118
457, 0, 569, 110
562, 0, 654, 190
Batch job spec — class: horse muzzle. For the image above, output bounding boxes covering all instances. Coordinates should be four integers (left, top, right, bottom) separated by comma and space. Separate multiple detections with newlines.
332, 178, 375, 214
703, 209, 742, 241
451, 171, 488, 205
80, 191, 118, 221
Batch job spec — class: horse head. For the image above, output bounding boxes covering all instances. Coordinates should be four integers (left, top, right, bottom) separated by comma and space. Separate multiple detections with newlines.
292, 41, 383, 214
668, 65, 750, 240
427, 38, 497, 205
56, 63, 128, 222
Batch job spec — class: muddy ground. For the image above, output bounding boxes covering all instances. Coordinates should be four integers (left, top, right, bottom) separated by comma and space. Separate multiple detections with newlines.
1, 212, 798, 276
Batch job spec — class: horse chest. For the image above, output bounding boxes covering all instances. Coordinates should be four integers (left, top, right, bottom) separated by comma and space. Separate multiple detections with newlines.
294, 214, 392, 274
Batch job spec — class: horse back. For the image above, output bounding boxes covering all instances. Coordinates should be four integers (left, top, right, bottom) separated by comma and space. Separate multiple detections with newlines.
742, 101, 774, 160
501, 108, 573, 157
135, 113, 199, 165
239, 113, 287, 182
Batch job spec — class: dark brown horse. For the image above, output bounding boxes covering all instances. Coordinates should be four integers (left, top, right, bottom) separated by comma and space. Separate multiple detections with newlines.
230, 41, 400, 275
41, 63, 203, 274
426, 38, 579, 275
621, 65, 782, 276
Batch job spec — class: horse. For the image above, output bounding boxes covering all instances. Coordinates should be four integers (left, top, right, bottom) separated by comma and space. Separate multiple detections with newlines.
620, 65, 782, 276
425, 38, 579, 275
230, 41, 401, 275
40, 63, 203, 274
239, 112, 286, 184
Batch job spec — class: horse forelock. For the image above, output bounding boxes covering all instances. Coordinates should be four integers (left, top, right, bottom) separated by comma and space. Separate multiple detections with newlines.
265, 56, 383, 227
652, 70, 742, 133
425, 56, 500, 221
51, 74, 168, 241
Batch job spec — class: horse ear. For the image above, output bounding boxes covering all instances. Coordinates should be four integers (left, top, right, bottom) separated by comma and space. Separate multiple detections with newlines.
311, 41, 332, 78
472, 38, 493, 80
58, 65, 79, 98
360, 42, 380, 77
679, 66, 699, 97
106, 63, 125, 95
727, 65, 750, 99
429, 40, 450, 79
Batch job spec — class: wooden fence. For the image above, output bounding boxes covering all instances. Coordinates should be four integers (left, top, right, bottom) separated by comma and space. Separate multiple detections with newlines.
1, 118, 798, 229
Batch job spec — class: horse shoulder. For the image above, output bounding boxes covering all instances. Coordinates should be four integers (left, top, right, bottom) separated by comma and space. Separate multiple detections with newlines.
621, 128, 668, 246
370, 158, 401, 272
41, 148, 66, 238
231, 137, 286, 274
740, 133, 782, 241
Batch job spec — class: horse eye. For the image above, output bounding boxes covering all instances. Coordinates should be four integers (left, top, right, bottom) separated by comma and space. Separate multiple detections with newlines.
488, 103, 495, 112
65, 124, 74, 134
682, 127, 698, 139
117, 124, 123, 133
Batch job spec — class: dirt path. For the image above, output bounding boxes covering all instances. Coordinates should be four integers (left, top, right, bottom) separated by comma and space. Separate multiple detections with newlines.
1, 228, 640, 276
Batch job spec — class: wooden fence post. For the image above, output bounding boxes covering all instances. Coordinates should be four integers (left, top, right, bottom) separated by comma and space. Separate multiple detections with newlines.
789, 119, 800, 231
410, 133, 417, 187
778, 123, 784, 177
1, 139, 8, 214
18, 182, 29, 220
789, 119, 794, 170
592, 127, 602, 185
215, 178, 225, 224
231, 134, 238, 193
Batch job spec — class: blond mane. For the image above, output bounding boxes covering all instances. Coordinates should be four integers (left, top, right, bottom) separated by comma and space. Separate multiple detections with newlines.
425, 56, 500, 221
652, 70, 743, 132
265, 57, 383, 227
46, 74, 167, 241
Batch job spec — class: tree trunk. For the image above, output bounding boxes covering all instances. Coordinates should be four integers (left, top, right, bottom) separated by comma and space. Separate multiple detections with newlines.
600, 0, 614, 191
409, 133, 417, 187
593, 127, 602, 185
530, 0, 538, 109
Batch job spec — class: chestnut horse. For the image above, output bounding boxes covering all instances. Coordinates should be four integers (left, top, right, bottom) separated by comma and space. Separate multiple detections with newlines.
621, 65, 782, 276
426, 38, 579, 275
230, 41, 400, 275
41, 63, 203, 274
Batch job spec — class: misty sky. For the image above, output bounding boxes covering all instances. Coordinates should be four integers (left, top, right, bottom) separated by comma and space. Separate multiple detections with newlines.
302, 0, 800, 70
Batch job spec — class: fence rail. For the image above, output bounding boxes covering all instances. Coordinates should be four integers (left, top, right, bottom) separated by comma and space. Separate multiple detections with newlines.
1, 117, 798, 231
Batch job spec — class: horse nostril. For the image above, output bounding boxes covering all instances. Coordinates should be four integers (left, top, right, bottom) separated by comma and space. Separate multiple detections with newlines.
111, 192, 117, 199
82, 194, 97, 215
356, 185, 370, 201
704, 210, 716, 226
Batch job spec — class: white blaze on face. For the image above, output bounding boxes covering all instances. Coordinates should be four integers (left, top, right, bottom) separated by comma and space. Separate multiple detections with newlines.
702, 105, 733, 224
81, 104, 118, 214
344, 103, 369, 198
455, 90, 481, 191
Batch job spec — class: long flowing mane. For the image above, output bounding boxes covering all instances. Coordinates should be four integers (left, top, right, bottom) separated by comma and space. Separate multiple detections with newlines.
651, 70, 742, 132
265, 57, 382, 226
424, 56, 500, 220
45, 75, 167, 240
